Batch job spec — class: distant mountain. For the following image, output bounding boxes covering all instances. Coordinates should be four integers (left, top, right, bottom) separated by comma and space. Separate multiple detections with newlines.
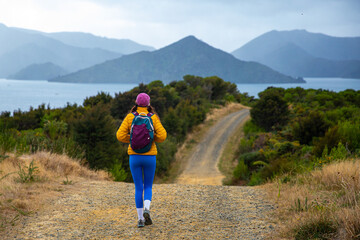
50, 36, 304, 84
0, 23, 123, 78
8, 62, 68, 80
232, 30, 360, 78
44, 32, 155, 54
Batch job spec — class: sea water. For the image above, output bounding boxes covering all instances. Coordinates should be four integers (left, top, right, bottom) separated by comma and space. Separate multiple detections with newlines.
236, 78, 360, 98
0, 79, 137, 113
0, 78, 359, 113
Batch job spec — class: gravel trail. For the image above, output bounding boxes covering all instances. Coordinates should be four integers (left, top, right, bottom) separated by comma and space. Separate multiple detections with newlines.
7, 181, 274, 239
177, 109, 250, 185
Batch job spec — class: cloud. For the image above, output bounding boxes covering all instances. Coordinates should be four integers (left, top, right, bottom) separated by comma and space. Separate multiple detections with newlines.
0, 0, 359, 52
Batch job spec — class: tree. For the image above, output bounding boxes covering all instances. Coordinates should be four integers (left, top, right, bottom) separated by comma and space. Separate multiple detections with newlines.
83, 91, 112, 107
292, 111, 329, 145
250, 91, 289, 131
73, 105, 123, 170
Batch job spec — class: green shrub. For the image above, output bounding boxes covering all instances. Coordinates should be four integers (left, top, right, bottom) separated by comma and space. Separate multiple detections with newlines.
259, 157, 295, 182
110, 162, 128, 182
277, 141, 296, 155
293, 217, 337, 240
243, 120, 263, 136
248, 171, 264, 186
292, 111, 329, 145
250, 90, 289, 131
237, 137, 255, 155
224, 93, 235, 102
329, 142, 348, 160
17, 160, 40, 183
233, 159, 249, 180
313, 125, 341, 157
337, 121, 360, 153
62, 176, 73, 185
73, 105, 121, 170
43, 120, 67, 140
156, 136, 178, 177
239, 152, 266, 171
0, 129, 18, 154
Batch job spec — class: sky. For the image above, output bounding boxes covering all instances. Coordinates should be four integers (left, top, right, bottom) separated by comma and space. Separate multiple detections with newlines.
0, 0, 359, 52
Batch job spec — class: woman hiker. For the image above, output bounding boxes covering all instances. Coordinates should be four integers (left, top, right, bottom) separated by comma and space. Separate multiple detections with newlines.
116, 93, 167, 227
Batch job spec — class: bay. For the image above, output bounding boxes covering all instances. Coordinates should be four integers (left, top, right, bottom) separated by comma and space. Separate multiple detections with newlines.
0, 79, 137, 113
236, 77, 360, 98
0, 77, 359, 113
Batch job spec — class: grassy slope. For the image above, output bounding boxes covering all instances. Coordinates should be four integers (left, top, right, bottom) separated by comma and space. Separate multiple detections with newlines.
0, 152, 109, 235
264, 158, 360, 239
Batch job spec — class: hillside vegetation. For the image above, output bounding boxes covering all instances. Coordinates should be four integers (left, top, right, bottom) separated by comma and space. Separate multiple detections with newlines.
230, 86, 360, 239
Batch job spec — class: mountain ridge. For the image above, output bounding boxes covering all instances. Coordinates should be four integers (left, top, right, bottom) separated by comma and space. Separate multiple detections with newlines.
0, 23, 155, 78
50, 35, 304, 84
44, 31, 155, 54
232, 30, 360, 78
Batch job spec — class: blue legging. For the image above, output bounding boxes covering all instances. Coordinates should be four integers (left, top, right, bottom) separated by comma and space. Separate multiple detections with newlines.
129, 155, 156, 208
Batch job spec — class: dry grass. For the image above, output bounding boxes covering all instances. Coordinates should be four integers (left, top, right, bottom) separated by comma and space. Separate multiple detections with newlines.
266, 158, 360, 239
0, 151, 109, 233
163, 102, 247, 183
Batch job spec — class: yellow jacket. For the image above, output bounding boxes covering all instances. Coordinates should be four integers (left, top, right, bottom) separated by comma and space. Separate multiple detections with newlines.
116, 107, 167, 155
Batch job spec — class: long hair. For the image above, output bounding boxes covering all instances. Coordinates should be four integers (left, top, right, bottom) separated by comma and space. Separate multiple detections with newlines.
130, 105, 157, 116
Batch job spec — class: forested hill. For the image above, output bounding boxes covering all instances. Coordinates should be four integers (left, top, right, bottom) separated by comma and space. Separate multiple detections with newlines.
50, 36, 304, 84
9, 62, 68, 80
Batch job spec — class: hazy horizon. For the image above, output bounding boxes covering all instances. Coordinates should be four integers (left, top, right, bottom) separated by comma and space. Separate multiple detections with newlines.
0, 0, 359, 52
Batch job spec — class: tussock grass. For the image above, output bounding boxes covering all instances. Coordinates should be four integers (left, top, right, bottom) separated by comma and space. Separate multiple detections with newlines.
267, 158, 360, 239
0, 151, 109, 233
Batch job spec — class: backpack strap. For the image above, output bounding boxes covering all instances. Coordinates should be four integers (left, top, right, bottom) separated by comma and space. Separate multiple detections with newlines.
133, 112, 153, 117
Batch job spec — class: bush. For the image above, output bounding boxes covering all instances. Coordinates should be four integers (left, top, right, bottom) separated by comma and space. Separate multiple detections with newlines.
236, 137, 255, 155
238, 152, 266, 171
73, 105, 121, 170
43, 120, 67, 140
243, 120, 263, 136
293, 217, 337, 240
17, 160, 40, 183
233, 159, 249, 180
155, 136, 178, 176
248, 171, 264, 186
337, 121, 360, 153
250, 90, 289, 131
110, 162, 128, 182
83, 91, 113, 107
292, 111, 329, 145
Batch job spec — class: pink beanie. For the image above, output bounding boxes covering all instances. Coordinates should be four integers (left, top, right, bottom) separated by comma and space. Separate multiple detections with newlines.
136, 93, 150, 107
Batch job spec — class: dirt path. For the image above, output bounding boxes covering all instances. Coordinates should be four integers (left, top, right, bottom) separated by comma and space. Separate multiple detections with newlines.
6, 181, 274, 239
176, 109, 250, 185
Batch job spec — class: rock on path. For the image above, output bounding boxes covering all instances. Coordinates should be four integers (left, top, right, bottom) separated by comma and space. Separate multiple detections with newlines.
8, 181, 274, 239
